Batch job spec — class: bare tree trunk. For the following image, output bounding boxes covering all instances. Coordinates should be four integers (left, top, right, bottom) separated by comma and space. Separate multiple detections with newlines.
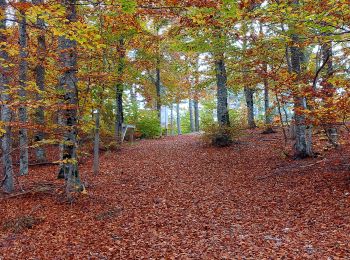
276, 94, 288, 145
58, 0, 83, 194
263, 66, 272, 126
241, 27, 256, 129
0, 0, 14, 192
156, 56, 161, 123
33, 0, 46, 162
215, 53, 230, 127
194, 98, 200, 132
189, 98, 195, 132
115, 38, 125, 144
244, 87, 256, 129
176, 103, 182, 135
290, 1, 313, 158
322, 41, 338, 147
165, 106, 169, 136
93, 109, 100, 176
170, 104, 174, 136
18, 0, 29, 175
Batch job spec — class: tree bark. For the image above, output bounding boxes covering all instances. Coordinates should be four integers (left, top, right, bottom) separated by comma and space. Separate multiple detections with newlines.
263, 64, 272, 125
33, 0, 46, 162
170, 104, 174, 136
189, 98, 195, 132
194, 98, 200, 132
242, 25, 256, 129
244, 87, 256, 129
290, 1, 313, 158
215, 53, 230, 127
115, 38, 125, 143
18, 0, 29, 175
156, 56, 161, 122
0, 0, 14, 193
93, 109, 100, 176
176, 103, 182, 135
322, 41, 338, 147
58, 0, 83, 193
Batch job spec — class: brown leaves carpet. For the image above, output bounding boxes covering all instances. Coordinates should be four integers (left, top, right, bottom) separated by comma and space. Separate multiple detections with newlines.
1, 130, 350, 259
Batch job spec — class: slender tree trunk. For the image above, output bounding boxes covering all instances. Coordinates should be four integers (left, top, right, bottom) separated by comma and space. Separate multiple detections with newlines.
0, 0, 14, 192
33, 0, 46, 162
165, 106, 168, 136
276, 94, 288, 145
130, 84, 138, 123
170, 104, 174, 136
189, 98, 195, 132
290, 2, 313, 158
18, 0, 29, 175
263, 63, 274, 134
215, 53, 230, 126
264, 84, 271, 124
156, 56, 161, 122
194, 98, 200, 132
58, 0, 83, 194
194, 58, 200, 132
322, 41, 338, 147
241, 28, 256, 129
93, 109, 100, 175
244, 87, 256, 129
176, 103, 182, 135
263, 64, 272, 125
115, 38, 125, 143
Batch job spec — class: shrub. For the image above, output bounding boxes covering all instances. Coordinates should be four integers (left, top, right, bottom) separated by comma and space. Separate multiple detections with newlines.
180, 112, 192, 134
136, 110, 161, 139
202, 124, 242, 147
200, 100, 216, 129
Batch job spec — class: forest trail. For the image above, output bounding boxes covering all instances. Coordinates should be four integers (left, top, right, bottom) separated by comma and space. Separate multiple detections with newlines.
1, 131, 350, 259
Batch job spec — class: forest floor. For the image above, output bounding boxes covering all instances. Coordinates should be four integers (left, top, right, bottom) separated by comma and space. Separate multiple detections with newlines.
1, 129, 350, 259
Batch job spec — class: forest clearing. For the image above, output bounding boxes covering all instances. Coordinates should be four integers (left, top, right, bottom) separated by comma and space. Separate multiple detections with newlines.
1, 0, 350, 258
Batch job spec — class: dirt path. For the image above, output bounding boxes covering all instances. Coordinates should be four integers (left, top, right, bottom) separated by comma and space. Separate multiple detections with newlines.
1, 131, 350, 259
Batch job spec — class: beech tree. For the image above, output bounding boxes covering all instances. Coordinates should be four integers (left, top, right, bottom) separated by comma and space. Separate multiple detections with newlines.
33, 0, 46, 162
57, 0, 83, 193
0, 0, 14, 192
18, 0, 29, 175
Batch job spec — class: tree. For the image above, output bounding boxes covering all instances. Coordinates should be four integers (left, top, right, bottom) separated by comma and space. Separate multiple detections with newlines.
215, 51, 230, 126
0, 0, 14, 192
18, 0, 29, 175
289, 0, 313, 158
33, 0, 46, 162
58, 0, 83, 194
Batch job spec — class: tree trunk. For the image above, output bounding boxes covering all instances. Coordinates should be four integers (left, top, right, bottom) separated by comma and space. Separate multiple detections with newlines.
244, 87, 256, 129
93, 109, 100, 176
170, 104, 174, 136
189, 99, 195, 132
156, 56, 161, 122
215, 53, 230, 127
194, 98, 200, 132
276, 93, 288, 144
58, 0, 83, 194
18, 0, 29, 175
290, 2, 313, 158
263, 64, 272, 125
322, 41, 338, 147
164, 106, 168, 136
176, 103, 182, 135
115, 38, 125, 143
33, 0, 46, 162
242, 25, 256, 129
0, 0, 14, 192
264, 84, 271, 124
